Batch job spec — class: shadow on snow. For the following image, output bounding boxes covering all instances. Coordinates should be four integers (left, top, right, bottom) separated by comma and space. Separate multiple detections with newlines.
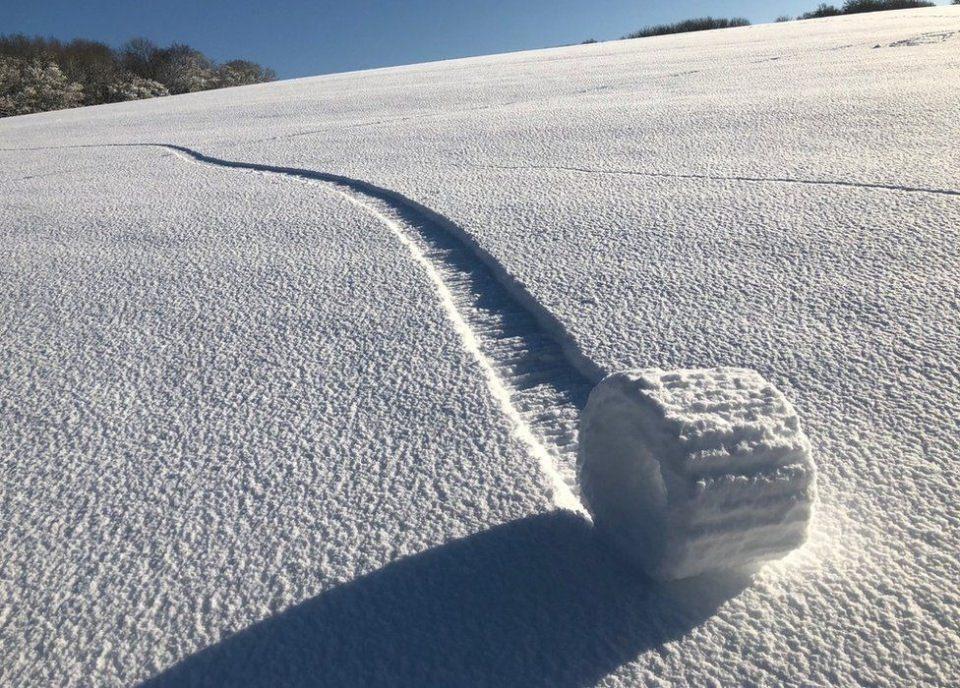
142, 511, 750, 687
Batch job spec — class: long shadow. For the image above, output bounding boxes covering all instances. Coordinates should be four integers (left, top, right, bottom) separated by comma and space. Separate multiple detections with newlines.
142, 511, 750, 687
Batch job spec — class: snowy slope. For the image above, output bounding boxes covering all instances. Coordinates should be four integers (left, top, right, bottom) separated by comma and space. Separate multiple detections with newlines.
3, 7, 960, 686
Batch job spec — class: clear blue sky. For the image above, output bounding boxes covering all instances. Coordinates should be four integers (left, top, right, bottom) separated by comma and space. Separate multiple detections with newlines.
0, 1, 943, 78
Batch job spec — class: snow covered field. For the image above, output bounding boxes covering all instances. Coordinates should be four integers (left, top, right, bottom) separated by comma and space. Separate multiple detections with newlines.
2, 7, 959, 686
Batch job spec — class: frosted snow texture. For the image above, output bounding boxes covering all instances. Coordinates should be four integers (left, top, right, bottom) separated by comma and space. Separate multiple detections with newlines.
2, 6, 960, 687
579, 368, 815, 580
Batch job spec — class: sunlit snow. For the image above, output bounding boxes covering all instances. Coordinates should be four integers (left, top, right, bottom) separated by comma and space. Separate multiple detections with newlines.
2, 7, 958, 686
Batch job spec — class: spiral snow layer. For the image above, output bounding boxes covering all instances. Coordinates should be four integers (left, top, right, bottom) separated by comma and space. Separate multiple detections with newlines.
578, 368, 816, 580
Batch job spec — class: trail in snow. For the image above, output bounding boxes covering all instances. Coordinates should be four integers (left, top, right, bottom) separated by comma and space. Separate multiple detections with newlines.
8, 144, 958, 198
150, 144, 595, 513
465, 161, 960, 198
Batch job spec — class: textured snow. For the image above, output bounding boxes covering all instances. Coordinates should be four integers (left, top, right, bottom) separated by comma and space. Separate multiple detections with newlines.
2, 7, 960, 687
579, 368, 816, 580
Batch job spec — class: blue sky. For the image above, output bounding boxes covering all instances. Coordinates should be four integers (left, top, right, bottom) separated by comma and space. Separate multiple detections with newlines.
0, 1, 942, 78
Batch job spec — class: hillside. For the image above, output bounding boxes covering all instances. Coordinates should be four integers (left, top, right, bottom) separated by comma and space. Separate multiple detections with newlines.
2, 7, 959, 686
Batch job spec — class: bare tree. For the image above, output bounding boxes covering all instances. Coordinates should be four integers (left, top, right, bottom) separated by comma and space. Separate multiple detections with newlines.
152, 43, 215, 94
118, 37, 160, 80
215, 59, 277, 87
58, 39, 122, 104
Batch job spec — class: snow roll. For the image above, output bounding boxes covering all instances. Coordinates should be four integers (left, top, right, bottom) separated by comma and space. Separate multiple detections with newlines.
578, 368, 816, 580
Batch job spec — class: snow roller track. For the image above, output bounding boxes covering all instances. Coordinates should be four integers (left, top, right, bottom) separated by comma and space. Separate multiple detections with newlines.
153, 144, 598, 512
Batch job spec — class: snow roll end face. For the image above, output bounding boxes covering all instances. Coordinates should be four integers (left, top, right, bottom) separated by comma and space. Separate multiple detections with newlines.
577, 367, 816, 581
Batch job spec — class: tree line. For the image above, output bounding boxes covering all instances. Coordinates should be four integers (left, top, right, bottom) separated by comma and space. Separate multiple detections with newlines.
622, 17, 751, 40
0, 35, 275, 118
791, 0, 935, 20
579, 0, 944, 44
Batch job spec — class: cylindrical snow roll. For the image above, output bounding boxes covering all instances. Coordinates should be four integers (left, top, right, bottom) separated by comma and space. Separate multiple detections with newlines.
578, 368, 816, 580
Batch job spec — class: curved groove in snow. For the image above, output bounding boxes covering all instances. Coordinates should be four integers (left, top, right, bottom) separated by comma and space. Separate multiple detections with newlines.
466, 161, 960, 198
152, 143, 595, 513
7, 144, 959, 197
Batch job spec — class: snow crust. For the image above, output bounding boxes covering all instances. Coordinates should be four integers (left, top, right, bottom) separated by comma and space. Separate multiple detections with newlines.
2, 7, 959, 687
579, 368, 815, 580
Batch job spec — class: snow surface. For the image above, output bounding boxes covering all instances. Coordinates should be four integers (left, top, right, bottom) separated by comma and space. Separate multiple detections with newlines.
2, 7, 960, 686
579, 368, 816, 581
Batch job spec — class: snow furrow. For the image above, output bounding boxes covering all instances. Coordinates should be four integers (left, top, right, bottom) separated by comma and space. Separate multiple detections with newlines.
153, 144, 595, 513
467, 161, 960, 197
12, 144, 956, 197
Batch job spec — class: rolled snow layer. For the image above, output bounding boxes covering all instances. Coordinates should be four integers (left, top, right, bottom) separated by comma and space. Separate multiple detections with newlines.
578, 368, 816, 580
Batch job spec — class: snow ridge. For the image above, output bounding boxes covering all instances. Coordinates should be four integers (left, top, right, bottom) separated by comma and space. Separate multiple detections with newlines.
157, 144, 596, 512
